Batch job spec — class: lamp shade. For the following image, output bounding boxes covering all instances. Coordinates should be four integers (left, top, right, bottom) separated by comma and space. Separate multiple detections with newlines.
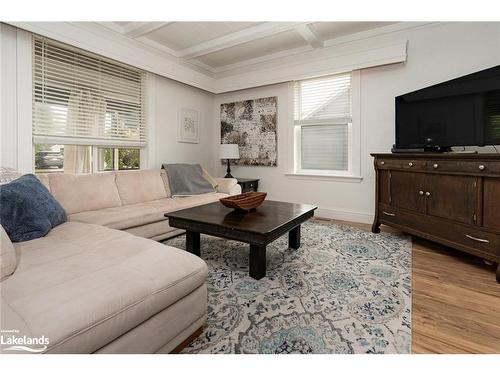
219, 144, 240, 159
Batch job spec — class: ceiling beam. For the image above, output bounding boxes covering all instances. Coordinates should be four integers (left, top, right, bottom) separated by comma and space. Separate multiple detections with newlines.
123, 22, 173, 38
177, 22, 307, 59
295, 24, 324, 48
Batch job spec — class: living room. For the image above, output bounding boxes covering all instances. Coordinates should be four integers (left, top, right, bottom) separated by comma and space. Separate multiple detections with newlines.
1, 1, 499, 372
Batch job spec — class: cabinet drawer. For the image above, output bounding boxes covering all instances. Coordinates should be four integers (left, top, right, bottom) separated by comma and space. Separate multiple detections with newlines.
377, 158, 426, 171
428, 160, 500, 175
379, 204, 499, 261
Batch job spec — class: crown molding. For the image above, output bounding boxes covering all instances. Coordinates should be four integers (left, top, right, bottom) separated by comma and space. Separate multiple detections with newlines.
212, 45, 315, 74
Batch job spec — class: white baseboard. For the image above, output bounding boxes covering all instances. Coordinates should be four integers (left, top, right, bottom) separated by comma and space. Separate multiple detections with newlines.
314, 207, 374, 225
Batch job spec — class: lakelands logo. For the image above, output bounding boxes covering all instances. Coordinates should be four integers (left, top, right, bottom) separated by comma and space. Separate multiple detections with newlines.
1, 329, 49, 353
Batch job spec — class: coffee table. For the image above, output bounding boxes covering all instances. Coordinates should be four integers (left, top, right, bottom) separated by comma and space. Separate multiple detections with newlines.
165, 200, 317, 279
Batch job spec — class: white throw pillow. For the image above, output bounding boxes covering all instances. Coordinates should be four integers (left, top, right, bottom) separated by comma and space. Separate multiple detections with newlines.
1, 225, 17, 281
0, 166, 22, 185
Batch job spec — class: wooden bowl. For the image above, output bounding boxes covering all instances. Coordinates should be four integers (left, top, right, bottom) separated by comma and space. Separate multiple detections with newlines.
219, 192, 267, 211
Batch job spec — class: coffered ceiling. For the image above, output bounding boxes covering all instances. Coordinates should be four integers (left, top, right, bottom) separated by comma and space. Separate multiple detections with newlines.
97, 21, 397, 74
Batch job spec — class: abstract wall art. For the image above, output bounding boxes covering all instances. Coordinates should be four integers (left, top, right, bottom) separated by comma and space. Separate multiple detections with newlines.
220, 96, 277, 166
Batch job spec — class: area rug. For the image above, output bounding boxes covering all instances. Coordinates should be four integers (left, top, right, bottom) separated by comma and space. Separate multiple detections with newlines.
164, 220, 411, 354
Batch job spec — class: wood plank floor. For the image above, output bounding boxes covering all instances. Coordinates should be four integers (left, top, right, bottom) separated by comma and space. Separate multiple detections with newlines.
316, 218, 500, 354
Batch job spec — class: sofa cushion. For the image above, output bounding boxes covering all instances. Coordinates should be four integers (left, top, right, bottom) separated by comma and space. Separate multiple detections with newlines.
47, 172, 122, 215
0, 174, 67, 242
1, 225, 17, 281
124, 220, 177, 239
0, 222, 207, 354
68, 192, 227, 231
115, 170, 168, 205
36, 173, 50, 190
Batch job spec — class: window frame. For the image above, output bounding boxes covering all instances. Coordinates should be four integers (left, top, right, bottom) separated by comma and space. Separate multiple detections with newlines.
93, 147, 141, 172
33, 143, 141, 174
287, 70, 362, 181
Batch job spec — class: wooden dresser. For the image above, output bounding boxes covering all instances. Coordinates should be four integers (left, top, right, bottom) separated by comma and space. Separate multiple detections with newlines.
371, 153, 500, 282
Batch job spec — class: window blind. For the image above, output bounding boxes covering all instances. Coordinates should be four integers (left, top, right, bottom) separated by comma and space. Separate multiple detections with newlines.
294, 72, 351, 125
33, 37, 147, 147
294, 72, 352, 171
301, 124, 348, 170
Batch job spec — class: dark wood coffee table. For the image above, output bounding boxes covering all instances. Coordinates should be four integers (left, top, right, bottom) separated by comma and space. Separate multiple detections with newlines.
165, 200, 317, 279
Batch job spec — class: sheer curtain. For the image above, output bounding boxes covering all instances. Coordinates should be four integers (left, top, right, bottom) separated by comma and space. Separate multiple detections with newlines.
63, 89, 106, 173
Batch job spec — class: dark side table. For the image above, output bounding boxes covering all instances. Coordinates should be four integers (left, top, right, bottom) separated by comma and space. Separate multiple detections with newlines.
236, 178, 259, 193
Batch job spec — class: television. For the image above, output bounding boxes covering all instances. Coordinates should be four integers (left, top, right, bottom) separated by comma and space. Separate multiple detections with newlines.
394, 65, 500, 152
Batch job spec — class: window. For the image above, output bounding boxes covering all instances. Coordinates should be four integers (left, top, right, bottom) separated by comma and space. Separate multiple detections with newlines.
97, 147, 140, 171
34, 144, 140, 173
32, 37, 146, 173
293, 72, 358, 177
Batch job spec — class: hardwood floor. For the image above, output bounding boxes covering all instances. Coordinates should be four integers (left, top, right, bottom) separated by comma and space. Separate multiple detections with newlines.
315, 218, 500, 354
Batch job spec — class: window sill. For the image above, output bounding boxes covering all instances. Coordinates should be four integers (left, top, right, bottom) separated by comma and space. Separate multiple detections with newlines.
285, 172, 363, 183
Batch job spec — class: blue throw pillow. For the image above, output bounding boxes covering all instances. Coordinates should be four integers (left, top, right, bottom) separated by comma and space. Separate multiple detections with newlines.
0, 174, 66, 242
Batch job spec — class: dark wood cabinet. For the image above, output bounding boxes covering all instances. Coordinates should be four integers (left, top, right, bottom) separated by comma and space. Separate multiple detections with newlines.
372, 153, 500, 283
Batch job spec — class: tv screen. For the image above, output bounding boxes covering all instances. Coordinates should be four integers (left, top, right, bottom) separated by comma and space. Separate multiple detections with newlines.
395, 65, 500, 151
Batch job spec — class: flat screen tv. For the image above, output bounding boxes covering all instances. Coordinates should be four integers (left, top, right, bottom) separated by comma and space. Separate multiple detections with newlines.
394, 65, 500, 152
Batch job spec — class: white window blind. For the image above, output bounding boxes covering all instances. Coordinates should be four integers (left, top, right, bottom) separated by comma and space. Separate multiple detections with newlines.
33, 37, 147, 147
294, 73, 352, 171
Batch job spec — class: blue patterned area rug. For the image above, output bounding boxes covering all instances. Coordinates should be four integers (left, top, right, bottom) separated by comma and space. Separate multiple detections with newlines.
164, 220, 411, 354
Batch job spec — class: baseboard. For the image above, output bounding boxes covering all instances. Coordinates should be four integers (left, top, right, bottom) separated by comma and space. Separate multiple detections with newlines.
314, 207, 374, 224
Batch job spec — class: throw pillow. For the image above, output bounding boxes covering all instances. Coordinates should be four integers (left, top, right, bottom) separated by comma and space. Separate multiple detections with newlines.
0, 174, 67, 242
0, 225, 17, 281
0, 166, 22, 185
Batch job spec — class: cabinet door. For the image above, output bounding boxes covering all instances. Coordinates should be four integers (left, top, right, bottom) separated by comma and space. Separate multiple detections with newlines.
390, 171, 426, 213
378, 170, 390, 205
483, 178, 500, 231
425, 174, 477, 225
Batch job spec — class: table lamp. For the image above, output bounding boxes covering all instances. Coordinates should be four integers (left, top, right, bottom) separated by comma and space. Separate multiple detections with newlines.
220, 144, 240, 178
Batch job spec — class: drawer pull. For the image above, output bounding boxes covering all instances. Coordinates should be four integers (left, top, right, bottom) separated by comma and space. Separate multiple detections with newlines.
478, 164, 485, 170
433, 163, 439, 169
408, 162, 414, 167
419, 190, 424, 195
383, 211, 396, 217
465, 234, 490, 243
380, 161, 385, 165
425, 191, 431, 197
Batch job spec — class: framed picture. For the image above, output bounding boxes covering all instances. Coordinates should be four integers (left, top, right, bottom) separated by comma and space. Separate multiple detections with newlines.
178, 107, 200, 143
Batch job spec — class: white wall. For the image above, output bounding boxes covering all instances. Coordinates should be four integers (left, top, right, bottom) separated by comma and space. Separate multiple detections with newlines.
150, 76, 216, 173
215, 22, 500, 223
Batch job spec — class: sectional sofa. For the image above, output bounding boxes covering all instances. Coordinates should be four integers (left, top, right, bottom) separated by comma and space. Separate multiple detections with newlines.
0, 169, 241, 353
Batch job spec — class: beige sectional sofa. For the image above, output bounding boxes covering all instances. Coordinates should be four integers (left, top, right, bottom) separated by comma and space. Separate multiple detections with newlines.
37, 169, 241, 241
0, 169, 241, 354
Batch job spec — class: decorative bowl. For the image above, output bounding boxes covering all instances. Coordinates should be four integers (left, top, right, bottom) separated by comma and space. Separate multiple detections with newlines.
219, 192, 267, 211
